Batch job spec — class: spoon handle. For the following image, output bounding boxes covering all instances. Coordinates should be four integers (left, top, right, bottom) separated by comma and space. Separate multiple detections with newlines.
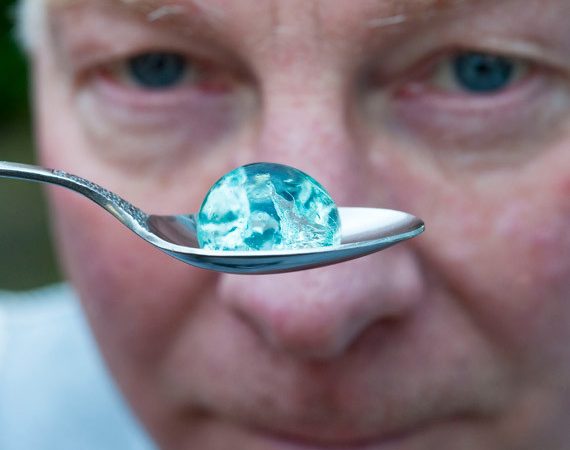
0, 161, 149, 232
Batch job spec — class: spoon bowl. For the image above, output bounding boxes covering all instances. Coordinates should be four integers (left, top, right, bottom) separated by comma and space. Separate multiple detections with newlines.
0, 161, 425, 274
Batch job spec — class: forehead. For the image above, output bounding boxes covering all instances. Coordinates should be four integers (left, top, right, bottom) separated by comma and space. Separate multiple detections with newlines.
37, 0, 481, 56
43, 0, 473, 19
44, 0, 467, 6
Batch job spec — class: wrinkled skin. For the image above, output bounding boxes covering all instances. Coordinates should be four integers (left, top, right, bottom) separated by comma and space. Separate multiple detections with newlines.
33, 0, 570, 448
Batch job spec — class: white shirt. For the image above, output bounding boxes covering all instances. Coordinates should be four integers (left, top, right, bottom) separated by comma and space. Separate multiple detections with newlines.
0, 284, 156, 450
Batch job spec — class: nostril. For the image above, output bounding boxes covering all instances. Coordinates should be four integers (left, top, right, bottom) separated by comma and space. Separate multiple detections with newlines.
218, 249, 425, 360
240, 301, 362, 359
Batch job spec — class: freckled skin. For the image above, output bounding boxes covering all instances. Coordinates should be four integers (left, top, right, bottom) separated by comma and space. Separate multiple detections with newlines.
32, 0, 570, 448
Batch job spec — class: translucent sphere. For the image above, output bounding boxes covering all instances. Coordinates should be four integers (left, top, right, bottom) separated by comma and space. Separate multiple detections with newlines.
197, 163, 341, 251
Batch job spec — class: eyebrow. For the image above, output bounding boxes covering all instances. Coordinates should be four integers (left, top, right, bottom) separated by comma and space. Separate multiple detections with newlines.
46, 0, 220, 21
368, 0, 476, 27
44, 0, 229, 46
46, 0, 237, 47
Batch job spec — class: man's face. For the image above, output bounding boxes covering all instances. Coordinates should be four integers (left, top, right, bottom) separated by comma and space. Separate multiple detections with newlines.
33, 0, 570, 448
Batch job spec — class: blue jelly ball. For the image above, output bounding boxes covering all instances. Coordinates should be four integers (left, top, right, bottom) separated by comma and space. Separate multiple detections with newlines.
197, 163, 341, 251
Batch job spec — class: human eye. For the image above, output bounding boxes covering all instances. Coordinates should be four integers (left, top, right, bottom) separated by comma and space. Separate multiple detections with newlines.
429, 51, 528, 95
50, 2, 257, 168
376, 46, 570, 166
94, 50, 237, 98
119, 52, 192, 90
72, 47, 254, 164
392, 49, 537, 104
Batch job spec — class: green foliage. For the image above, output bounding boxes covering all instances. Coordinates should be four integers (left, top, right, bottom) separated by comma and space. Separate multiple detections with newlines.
0, 0, 61, 290
0, 0, 29, 121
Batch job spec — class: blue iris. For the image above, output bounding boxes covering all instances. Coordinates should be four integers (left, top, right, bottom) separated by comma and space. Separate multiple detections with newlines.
128, 53, 187, 89
453, 52, 515, 94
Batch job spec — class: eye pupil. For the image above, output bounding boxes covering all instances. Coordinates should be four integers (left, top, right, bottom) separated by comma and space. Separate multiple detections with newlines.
128, 53, 187, 89
453, 52, 515, 93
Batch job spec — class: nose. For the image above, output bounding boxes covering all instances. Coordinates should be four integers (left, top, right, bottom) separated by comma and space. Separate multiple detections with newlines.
219, 250, 424, 359
238, 69, 364, 205
218, 75, 425, 360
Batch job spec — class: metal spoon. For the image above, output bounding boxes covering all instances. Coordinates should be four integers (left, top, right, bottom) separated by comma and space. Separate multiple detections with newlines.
0, 161, 424, 274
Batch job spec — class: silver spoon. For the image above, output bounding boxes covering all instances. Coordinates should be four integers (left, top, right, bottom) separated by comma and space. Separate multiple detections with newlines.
0, 161, 424, 274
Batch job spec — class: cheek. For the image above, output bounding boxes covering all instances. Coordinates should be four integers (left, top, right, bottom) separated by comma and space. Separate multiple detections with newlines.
48, 187, 217, 362
366, 130, 570, 369
35, 46, 223, 372
417, 168, 570, 366
494, 199, 570, 290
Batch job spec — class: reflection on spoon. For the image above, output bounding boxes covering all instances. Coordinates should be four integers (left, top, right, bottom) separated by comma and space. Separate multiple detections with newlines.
0, 161, 425, 274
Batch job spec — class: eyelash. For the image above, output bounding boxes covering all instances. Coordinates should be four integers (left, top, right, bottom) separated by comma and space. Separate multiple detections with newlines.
377, 49, 564, 151
88, 47, 552, 129
100, 49, 535, 96
379, 49, 547, 123
97, 52, 237, 95
430, 52, 529, 93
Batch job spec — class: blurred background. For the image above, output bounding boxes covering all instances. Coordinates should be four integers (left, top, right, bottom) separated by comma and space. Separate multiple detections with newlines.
0, 0, 61, 290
